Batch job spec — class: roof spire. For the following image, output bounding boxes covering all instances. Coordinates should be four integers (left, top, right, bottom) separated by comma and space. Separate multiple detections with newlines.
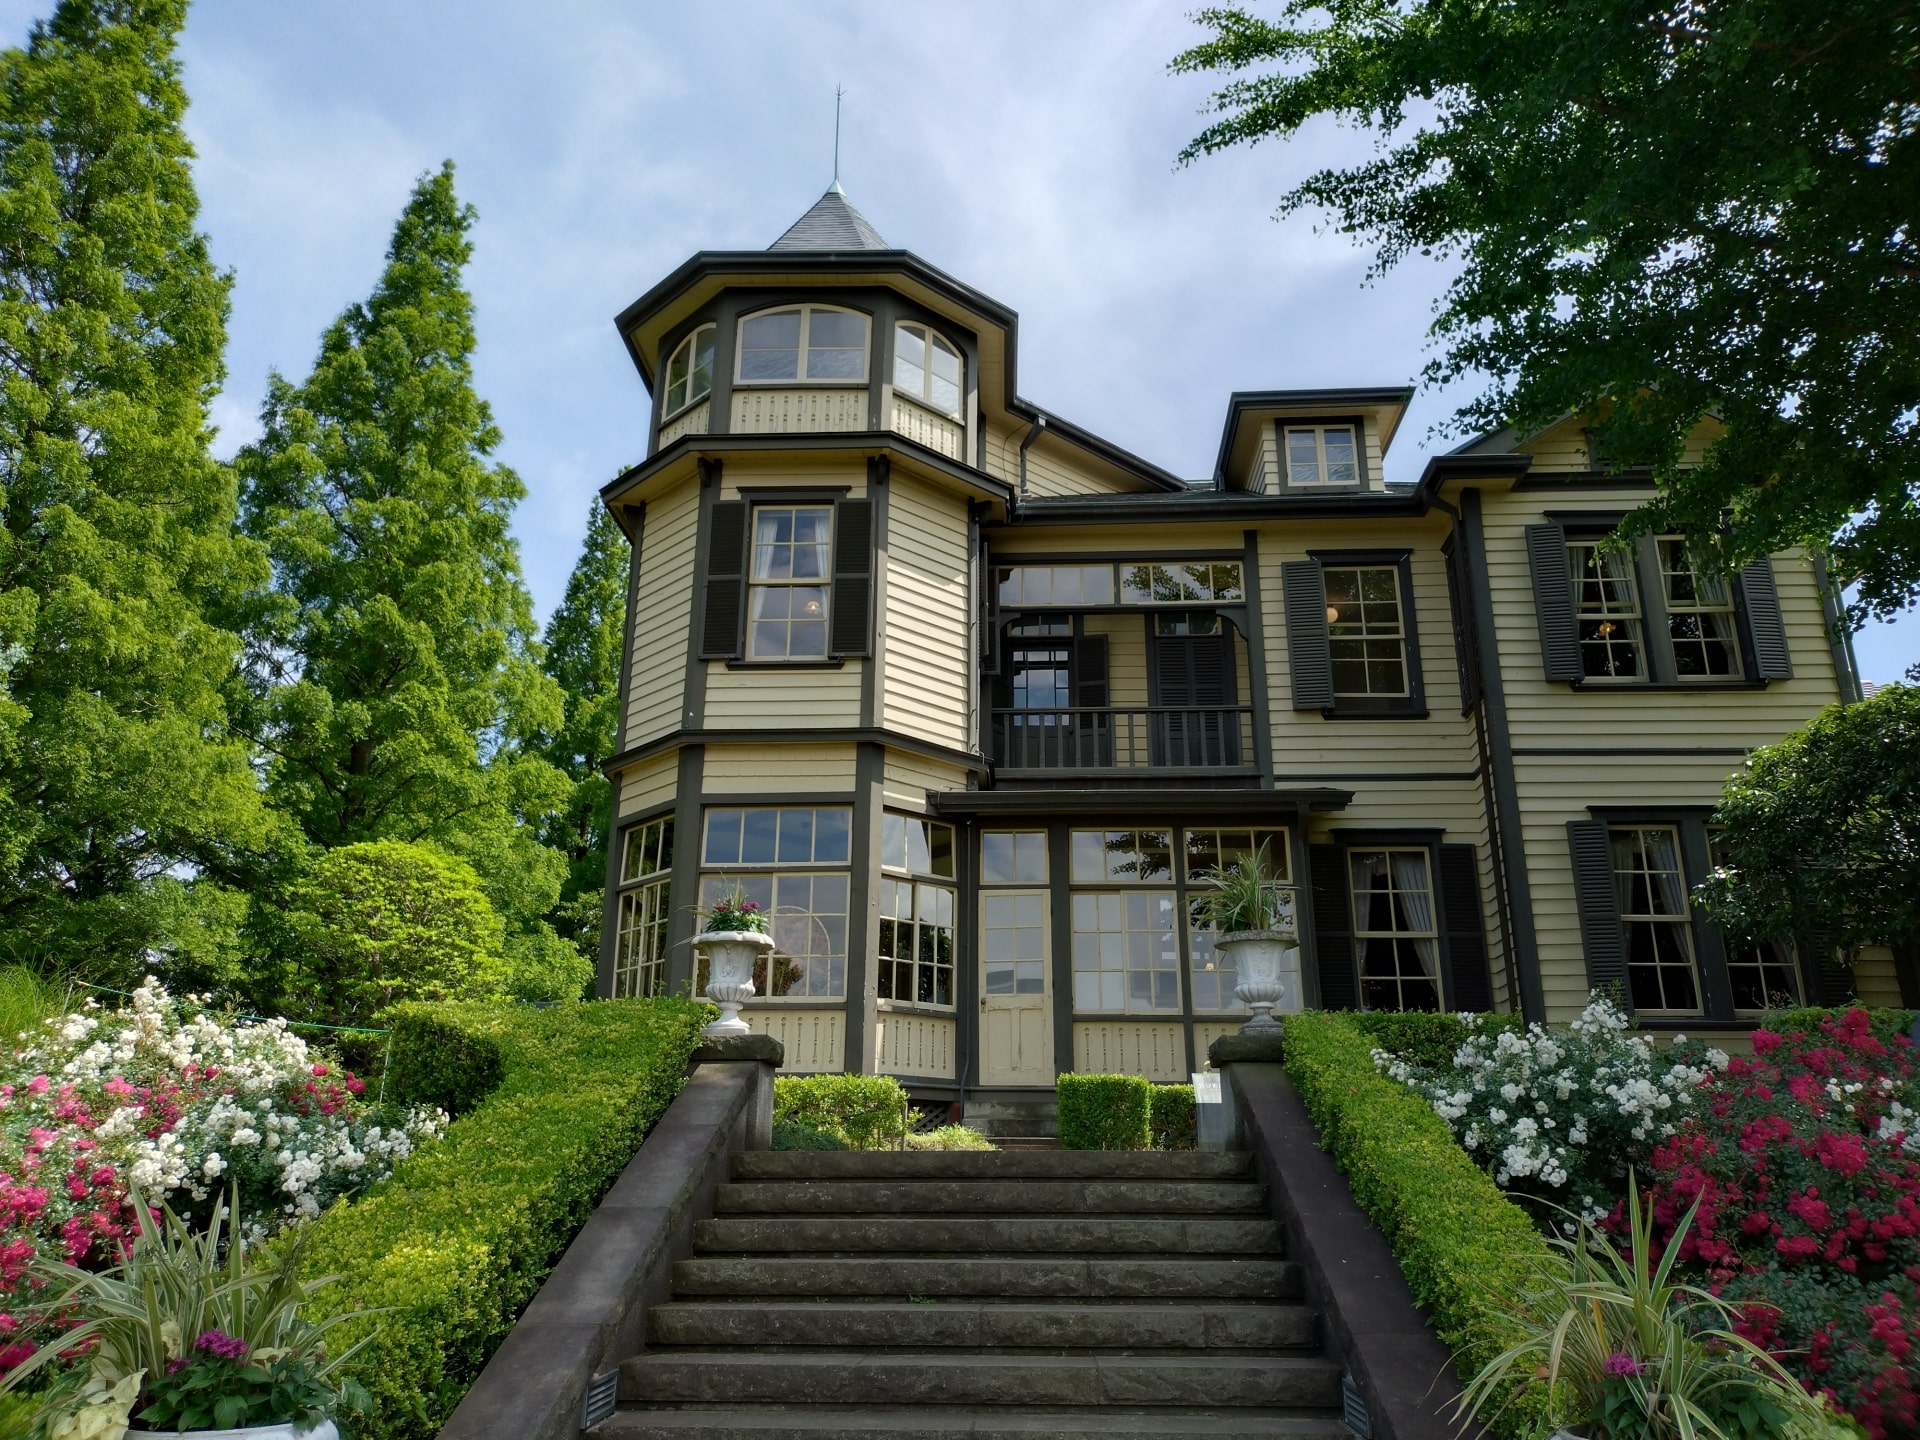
830, 84, 844, 195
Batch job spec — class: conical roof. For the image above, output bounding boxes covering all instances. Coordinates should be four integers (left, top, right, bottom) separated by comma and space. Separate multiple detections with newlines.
769, 183, 889, 251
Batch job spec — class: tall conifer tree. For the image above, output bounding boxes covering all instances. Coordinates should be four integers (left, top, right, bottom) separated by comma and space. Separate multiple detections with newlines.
0, 0, 278, 981
537, 499, 628, 959
235, 163, 574, 989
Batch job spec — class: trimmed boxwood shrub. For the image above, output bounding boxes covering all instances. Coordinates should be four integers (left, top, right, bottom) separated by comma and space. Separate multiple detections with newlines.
1057, 1073, 1152, 1150
1149, 1083, 1197, 1151
381, 1004, 509, 1115
1283, 1011, 1558, 1439
773, 1073, 908, 1150
296, 997, 707, 1440
1345, 1009, 1526, 1070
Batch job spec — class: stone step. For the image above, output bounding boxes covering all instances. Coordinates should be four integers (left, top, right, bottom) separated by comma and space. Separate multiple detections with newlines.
620, 1350, 1344, 1410
715, 1179, 1265, 1216
670, 1256, 1302, 1301
731, 1152, 1249, 1181
693, 1215, 1283, 1255
596, 1407, 1353, 1439
646, 1299, 1317, 1350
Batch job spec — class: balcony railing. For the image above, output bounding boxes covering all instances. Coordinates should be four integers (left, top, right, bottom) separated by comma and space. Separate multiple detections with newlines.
990, 706, 1258, 773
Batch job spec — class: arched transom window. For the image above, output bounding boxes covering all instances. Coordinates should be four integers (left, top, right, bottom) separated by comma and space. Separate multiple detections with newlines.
736, 305, 869, 383
893, 321, 962, 417
663, 323, 716, 417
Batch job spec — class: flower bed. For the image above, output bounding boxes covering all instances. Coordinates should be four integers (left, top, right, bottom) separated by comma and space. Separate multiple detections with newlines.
0, 980, 442, 1363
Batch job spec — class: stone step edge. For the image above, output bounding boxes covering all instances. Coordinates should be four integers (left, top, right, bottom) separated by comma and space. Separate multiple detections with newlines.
594, 1407, 1351, 1438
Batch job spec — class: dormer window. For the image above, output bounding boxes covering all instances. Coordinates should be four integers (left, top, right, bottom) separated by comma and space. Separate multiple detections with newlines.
1283, 424, 1361, 486
893, 322, 962, 417
737, 305, 869, 383
662, 324, 715, 418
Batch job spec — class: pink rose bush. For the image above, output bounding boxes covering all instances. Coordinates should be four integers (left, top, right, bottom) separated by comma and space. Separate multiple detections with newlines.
0, 979, 444, 1365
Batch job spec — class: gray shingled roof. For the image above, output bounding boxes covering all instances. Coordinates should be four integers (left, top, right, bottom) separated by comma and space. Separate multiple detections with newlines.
769, 184, 889, 251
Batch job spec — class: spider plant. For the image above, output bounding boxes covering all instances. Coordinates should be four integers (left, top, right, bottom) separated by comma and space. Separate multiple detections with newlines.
1454, 1174, 1824, 1439
1197, 844, 1292, 936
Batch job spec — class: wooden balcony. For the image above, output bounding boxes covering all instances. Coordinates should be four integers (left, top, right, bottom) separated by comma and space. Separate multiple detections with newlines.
989, 706, 1259, 776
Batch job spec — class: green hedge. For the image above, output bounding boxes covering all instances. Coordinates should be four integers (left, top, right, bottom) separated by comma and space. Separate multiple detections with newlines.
381, 1004, 509, 1115
1764, 1004, 1918, 1046
297, 997, 707, 1440
773, 1073, 908, 1150
1057, 1073, 1151, 1150
1149, 1083, 1197, 1151
1344, 1010, 1527, 1070
1283, 1012, 1558, 1439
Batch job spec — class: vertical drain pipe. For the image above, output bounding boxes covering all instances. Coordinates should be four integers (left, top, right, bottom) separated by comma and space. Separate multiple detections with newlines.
1017, 413, 1047, 501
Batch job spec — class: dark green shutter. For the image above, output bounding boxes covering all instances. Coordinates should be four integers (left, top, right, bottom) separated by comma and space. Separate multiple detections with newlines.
1567, 820, 1628, 996
1283, 560, 1333, 710
1071, 634, 1111, 767
699, 500, 748, 658
1526, 523, 1582, 681
1798, 927, 1855, 1006
830, 497, 873, 657
1437, 844, 1493, 1012
1738, 557, 1793, 679
1308, 844, 1357, 1010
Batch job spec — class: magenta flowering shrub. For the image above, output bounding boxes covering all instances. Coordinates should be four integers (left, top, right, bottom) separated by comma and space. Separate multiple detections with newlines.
1636, 1010, 1920, 1439
0, 979, 445, 1363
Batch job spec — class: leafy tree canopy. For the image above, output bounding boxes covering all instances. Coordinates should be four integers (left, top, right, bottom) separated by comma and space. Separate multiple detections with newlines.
234, 162, 569, 948
1173, 1, 1920, 620
1699, 683, 1920, 955
281, 840, 508, 1027
0, 0, 281, 982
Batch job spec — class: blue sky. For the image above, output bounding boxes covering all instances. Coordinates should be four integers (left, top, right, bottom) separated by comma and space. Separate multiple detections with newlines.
6, 1, 1914, 682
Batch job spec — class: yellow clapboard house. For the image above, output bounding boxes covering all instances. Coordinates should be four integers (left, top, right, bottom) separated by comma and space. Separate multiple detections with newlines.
595, 185, 1903, 1112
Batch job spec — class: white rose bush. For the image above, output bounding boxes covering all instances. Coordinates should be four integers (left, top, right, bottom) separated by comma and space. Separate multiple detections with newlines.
1374, 992, 1727, 1216
0, 980, 444, 1357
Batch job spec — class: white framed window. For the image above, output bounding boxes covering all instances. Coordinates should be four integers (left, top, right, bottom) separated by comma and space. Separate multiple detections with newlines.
662, 324, 715, 417
1118, 562, 1244, 604
700, 805, 851, 1000
736, 305, 869, 383
747, 504, 832, 659
879, 814, 957, 1008
1070, 828, 1175, 884
1349, 849, 1441, 1012
1657, 538, 1742, 678
996, 564, 1116, 606
1568, 541, 1644, 680
980, 831, 1048, 884
1323, 566, 1408, 698
982, 891, 1048, 997
1609, 826, 1702, 1015
1184, 828, 1291, 1013
613, 817, 674, 998
1283, 425, 1361, 486
1070, 890, 1181, 1013
893, 322, 962, 417
1707, 828, 1800, 1012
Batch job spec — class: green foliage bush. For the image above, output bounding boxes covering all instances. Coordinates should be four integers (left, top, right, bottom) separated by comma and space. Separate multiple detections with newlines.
380, 1005, 509, 1116
772, 1074, 908, 1151
1345, 1009, 1526, 1070
0, 965, 61, 1047
906, 1124, 994, 1152
296, 997, 706, 1440
771, 1119, 850, 1152
1149, 1083, 1197, 1151
1057, 1073, 1152, 1150
1764, 1004, 1918, 1046
1283, 1012, 1558, 1439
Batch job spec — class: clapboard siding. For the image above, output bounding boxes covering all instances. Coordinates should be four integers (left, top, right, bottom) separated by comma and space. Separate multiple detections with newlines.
882, 479, 971, 748
884, 750, 972, 812
982, 421, 1152, 497
624, 478, 699, 749
1079, 612, 1149, 709
992, 523, 1248, 558
703, 744, 858, 794
617, 754, 680, 819
1854, 947, 1905, 1008
703, 659, 863, 728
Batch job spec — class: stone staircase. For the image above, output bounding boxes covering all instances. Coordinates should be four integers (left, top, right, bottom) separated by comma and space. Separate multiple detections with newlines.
595, 1149, 1350, 1440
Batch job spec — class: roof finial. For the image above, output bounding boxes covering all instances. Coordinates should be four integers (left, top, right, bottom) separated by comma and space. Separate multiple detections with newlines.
830, 85, 845, 194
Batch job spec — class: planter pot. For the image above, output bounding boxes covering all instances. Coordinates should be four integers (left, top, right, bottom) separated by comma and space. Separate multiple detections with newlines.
691, 929, 776, 1037
1220, 929, 1303, 1031
136, 1424, 339, 1440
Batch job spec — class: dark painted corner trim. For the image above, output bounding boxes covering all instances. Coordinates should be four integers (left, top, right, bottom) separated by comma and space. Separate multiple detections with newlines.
1811, 552, 1865, 705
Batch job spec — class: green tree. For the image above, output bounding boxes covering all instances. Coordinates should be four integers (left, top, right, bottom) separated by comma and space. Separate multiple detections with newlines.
1698, 684, 1920, 957
536, 499, 628, 963
282, 840, 508, 1027
0, 0, 281, 984
234, 163, 572, 985
1172, 1, 1920, 619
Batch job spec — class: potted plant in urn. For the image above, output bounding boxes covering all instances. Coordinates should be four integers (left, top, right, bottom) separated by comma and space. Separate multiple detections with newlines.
692, 885, 776, 1037
1198, 845, 1300, 1030
0, 1187, 373, 1440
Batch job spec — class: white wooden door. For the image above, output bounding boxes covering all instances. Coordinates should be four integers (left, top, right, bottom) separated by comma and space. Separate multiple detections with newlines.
979, 890, 1053, 1086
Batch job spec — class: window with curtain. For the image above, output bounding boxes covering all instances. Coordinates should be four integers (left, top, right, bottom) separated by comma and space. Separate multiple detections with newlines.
1608, 825, 1702, 1014
1323, 566, 1408, 698
893, 322, 962, 416
613, 817, 674, 997
1568, 541, 1645, 679
1707, 829, 1800, 1011
662, 324, 715, 417
736, 305, 870, 382
1349, 849, 1440, 1011
1657, 538, 1742, 678
747, 505, 832, 659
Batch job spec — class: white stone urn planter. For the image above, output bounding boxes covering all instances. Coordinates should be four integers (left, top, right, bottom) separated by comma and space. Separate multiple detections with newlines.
137, 1424, 339, 1440
691, 929, 775, 1037
1220, 927, 1302, 1030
